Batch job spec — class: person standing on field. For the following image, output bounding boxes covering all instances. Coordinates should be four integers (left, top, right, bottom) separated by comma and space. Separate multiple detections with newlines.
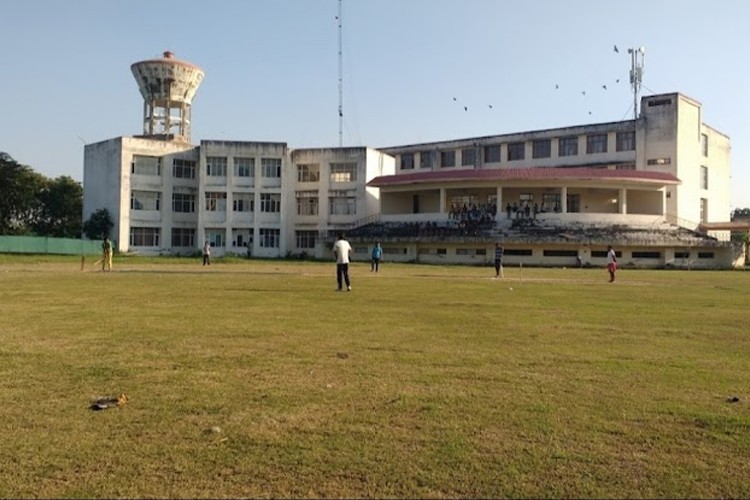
101, 236, 113, 272
202, 240, 211, 266
371, 242, 382, 272
606, 245, 617, 282
333, 232, 352, 291
494, 242, 504, 279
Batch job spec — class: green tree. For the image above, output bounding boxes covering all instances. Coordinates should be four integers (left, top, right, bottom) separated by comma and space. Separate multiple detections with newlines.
32, 176, 83, 238
82, 208, 114, 240
0, 152, 46, 235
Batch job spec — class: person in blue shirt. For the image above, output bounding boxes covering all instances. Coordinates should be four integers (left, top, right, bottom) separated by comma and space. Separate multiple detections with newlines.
371, 242, 383, 272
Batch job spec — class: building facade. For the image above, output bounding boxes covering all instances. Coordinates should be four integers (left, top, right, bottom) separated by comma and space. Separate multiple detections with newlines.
83, 139, 394, 258
82, 53, 742, 268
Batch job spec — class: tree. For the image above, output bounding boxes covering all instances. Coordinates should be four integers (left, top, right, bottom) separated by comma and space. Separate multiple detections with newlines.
82, 208, 114, 240
731, 207, 750, 220
32, 176, 83, 238
0, 152, 48, 235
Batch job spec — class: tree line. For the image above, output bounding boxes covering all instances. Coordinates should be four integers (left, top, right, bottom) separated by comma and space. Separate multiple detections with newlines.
0, 152, 111, 239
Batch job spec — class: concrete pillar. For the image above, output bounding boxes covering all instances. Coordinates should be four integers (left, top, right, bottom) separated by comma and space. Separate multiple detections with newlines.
496, 186, 503, 222
561, 186, 568, 213
619, 188, 627, 214
440, 188, 447, 216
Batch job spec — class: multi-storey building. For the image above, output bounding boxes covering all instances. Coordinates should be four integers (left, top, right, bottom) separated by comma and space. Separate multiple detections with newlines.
82, 52, 743, 268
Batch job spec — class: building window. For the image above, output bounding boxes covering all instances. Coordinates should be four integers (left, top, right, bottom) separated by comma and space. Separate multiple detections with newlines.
261, 158, 282, 178
586, 134, 608, 154
543, 249, 578, 257
172, 192, 196, 213
698, 251, 714, 259
675, 251, 689, 259
296, 191, 318, 215
234, 157, 255, 178
205, 191, 227, 212
206, 156, 227, 176
295, 230, 317, 249
456, 248, 486, 256
632, 251, 661, 259
259, 228, 280, 248
260, 193, 281, 213
616, 131, 635, 152
484, 145, 501, 163
461, 148, 476, 166
420, 151, 432, 169
131, 155, 161, 176
130, 227, 160, 247
401, 153, 415, 170
232, 228, 253, 248
701, 133, 708, 157
173, 158, 196, 179
330, 162, 357, 183
700, 198, 708, 223
329, 195, 356, 215
633, 251, 660, 259
532, 140, 551, 159
700, 166, 708, 190
648, 98, 672, 107
171, 228, 195, 247
504, 248, 533, 256
440, 150, 455, 168
647, 158, 671, 166
507, 142, 525, 161
130, 191, 161, 211
205, 228, 225, 247
297, 164, 320, 182
232, 193, 254, 212
558, 136, 578, 156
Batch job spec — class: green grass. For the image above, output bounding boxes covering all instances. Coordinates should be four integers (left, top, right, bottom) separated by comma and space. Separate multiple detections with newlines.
0, 256, 749, 498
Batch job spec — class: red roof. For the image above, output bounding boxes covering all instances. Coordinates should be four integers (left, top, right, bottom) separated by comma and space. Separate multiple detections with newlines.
367, 167, 680, 187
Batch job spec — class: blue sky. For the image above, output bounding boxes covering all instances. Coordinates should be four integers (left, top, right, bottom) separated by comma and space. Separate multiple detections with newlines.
2, 0, 749, 212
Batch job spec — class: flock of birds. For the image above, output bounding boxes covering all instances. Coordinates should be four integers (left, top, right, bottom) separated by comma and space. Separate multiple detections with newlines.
451, 45, 630, 117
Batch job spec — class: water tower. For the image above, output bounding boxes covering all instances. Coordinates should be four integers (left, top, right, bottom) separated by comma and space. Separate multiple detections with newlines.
131, 51, 204, 142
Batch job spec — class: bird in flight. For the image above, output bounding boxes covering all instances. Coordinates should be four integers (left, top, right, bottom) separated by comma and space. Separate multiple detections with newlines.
464, 106, 468, 112
614, 45, 619, 53
602, 85, 607, 90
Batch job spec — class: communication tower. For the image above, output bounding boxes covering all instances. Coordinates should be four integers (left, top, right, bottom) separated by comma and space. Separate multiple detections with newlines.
628, 46, 646, 120
131, 51, 205, 142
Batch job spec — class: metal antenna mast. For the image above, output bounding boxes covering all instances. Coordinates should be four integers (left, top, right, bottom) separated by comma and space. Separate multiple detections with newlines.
337, 0, 343, 147
628, 46, 646, 120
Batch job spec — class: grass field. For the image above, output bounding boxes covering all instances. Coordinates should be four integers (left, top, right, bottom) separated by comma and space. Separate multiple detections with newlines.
0, 255, 749, 499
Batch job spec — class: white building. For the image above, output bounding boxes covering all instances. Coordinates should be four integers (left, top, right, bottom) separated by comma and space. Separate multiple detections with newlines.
83, 52, 742, 268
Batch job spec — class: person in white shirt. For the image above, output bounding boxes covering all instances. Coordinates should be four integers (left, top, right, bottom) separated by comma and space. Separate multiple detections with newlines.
606, 245, 617, 282
202, 241, 211, 266
332, 232, 352, 291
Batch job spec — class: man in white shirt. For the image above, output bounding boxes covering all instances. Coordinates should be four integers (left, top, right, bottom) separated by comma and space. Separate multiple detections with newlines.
332, 232, 353, 291
606, 245, 617, 282
202, 240, 211, 266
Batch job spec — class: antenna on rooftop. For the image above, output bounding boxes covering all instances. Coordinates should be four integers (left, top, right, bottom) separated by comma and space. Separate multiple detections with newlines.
337, 0, 343, 147
628, 46, 645, 120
